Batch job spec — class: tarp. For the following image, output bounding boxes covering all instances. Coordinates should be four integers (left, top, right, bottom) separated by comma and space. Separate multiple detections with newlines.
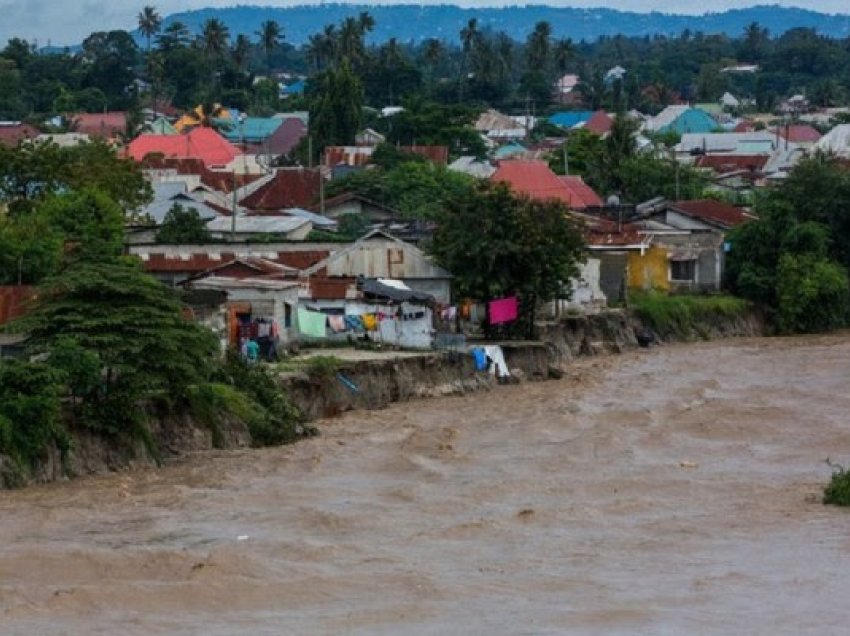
489, 296, 518, 325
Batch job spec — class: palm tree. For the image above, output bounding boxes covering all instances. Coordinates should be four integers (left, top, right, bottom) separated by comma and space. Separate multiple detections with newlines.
553, 38, 574, 74
200, 18, 230, 61
357, 11, 375, 35
232, 34, 251, 72
460, 18, 479, 54
138, 6, 162, 53
526, 21, 552, 71
339, 17, 364, 65
305, 33, 324, 71
157, 21, 189, 51
320, 24, 338, 67
424, 38, 444, 67
257, 20, 282, 74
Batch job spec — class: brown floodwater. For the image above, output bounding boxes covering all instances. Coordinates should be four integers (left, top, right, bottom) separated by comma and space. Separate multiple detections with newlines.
3, 335, 850, 635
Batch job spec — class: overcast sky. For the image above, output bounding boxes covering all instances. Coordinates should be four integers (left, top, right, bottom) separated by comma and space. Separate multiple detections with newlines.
2, 1, 847, 47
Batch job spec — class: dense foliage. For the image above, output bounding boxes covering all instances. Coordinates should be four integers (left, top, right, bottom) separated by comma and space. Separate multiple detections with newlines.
156, 202, 213, 243
726, 156, 850, 333
431, 182, 585, 337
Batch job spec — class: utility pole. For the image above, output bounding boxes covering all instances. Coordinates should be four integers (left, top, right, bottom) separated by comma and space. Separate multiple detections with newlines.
319, 153, 325, 215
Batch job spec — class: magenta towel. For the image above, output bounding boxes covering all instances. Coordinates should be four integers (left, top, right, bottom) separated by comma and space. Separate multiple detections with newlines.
489, 296, 518, 324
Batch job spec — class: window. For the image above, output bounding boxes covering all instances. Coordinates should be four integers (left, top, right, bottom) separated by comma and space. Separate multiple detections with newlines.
670, 259, 697, 282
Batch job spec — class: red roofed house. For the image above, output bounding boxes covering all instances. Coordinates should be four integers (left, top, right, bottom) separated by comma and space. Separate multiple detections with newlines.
559, 175, 604, 210
694, 154, 769, 175
128, 127, 240, 168
776, 124, 822, 146
0, 122, 40, 146
667, 199, 755, 230
68, 112, 127, 139
239, 168, 321, 211
582, 111, 614, 136
492, 160, 602, 210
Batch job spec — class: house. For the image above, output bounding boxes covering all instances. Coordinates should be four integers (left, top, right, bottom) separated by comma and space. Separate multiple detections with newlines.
206, 214, 313, 241
779, 94, 809, 115
0, 121, 39, 146
604, 66, 627, 84
35, 132, 90, 147
722, 64, 760, 74
580, 111, 614, 136
555, 73, 580, 97
647, 199, 754, 231
475, 109, 527, 140
128, 127, 241, 169
675, 132, 778, 159
720, 92, 740, 110
280, 79, 305, 98
181, 258, 302, 351
215, 117, 283, 145
127, 182, 221, 244
252, 117, 307, 157
142, 117, 178, 135
238, 168, 321, 211
644, 106, 718, 135
324, 145, 449, 167
493, 142, 528, 161
448, 156, 496, 179
355, 128, 387, 146
492, 160, 601, 210
312, 192, 398, 222
274, 111, 310, 126
128, 243, 332, 286
813, 124, 850, 157
694, 154, 769, 176
559, 176, 604, 210
67, 112, 127, 139
301, 230, 453, 305
775, 124, 821, 148
548, 111, 595, 130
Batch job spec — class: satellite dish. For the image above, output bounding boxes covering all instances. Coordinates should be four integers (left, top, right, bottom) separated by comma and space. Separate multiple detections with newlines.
606, 194, 621, 206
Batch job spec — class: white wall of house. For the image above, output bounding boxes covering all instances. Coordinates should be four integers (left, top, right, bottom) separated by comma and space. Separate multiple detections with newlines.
544, 258, 608, 316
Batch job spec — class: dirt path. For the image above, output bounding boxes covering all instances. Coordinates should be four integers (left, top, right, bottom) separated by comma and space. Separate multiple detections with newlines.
3, 335, 850, 635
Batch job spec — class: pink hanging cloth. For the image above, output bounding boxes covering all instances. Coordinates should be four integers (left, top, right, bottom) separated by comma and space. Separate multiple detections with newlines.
488, 296, 518, 325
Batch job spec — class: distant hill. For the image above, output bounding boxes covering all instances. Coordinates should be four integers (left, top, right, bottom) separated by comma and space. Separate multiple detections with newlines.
156, 4, 850, 46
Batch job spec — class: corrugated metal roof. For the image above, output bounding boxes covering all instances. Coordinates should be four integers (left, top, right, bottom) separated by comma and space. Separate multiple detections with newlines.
206, 215, 311, 234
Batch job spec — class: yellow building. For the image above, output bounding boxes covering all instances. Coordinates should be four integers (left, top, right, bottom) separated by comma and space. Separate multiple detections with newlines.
628, 245, 671, 292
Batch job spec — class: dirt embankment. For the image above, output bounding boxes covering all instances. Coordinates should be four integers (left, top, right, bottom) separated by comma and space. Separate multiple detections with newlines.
1, 307, 763, 489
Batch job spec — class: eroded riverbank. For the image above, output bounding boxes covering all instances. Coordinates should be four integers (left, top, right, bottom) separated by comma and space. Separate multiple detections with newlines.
3, 334, 850, 634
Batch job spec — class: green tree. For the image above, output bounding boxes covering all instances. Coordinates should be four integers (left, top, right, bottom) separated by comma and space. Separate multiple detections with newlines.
431, 183, 585, 337
155, 203, 213, 243
308, 60, 362, 157
23, 260, 220, 431
775, 253, 849, 333
38, 189, 126, 263
0, 359, 64, 486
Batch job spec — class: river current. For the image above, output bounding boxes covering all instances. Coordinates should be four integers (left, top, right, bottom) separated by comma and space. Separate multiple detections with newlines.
3, 335, 850, 634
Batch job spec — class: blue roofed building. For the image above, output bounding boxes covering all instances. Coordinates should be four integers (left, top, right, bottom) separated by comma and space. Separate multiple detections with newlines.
214, 117, 284, 144
281, 79, 306, 98
548, 111, 595, 129
644, 106, 718, 135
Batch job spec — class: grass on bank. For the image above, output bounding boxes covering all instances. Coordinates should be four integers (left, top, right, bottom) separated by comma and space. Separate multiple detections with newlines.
630, 291, 751, 338
824, 460, 850, 507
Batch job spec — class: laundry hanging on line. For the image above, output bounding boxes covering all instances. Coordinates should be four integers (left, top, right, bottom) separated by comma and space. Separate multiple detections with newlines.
489, 296, 519, 325
297, 308, 328, 338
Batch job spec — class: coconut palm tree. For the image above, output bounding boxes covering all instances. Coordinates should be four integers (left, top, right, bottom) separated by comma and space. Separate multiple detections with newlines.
200, 18, 230, 61
357, 11, 375, 35
257, 20, 282, 74
232, 34, 252, 72
138, 5, 162, 53
553, 38, 574, 74
526, 21, 552, 71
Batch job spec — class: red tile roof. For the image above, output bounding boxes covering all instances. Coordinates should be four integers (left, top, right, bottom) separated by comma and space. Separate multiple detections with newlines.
583, 110, 614, 136
733, 120, 756, 133
69, 112, 127, 138
0, 123, 39, 146
694, 154, 769, 174
559, 175, 604, 210
672, 199, 754, 229
239, 168, 321, 210
128, 127, 240, 167
776, 124, 821, 143
492, 160, 594, 208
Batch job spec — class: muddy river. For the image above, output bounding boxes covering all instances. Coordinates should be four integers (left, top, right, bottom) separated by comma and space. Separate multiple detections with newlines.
3, 336, 850, 634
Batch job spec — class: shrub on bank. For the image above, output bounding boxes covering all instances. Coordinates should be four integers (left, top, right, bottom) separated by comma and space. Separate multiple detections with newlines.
824, 461, 850, 507
630, 291, 751, 339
